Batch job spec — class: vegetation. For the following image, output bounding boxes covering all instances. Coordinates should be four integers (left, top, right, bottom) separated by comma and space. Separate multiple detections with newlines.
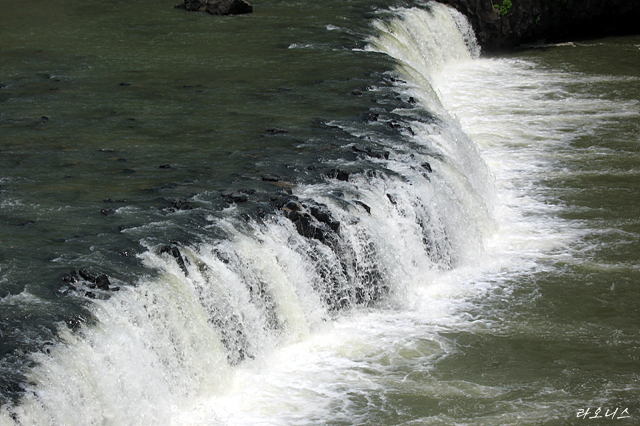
496, 0, 513, 15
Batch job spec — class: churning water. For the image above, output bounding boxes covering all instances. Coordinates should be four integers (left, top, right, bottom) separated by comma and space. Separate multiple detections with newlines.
1, 1, 639, 425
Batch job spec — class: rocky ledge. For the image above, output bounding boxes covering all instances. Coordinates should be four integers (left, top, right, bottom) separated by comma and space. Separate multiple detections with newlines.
440, 0, 640, 51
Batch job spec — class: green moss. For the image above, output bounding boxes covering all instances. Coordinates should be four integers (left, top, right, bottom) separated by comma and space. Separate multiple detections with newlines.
497, 0, 513, 15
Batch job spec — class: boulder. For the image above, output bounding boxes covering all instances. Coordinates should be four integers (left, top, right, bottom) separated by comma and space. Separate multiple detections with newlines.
175, 0, 253, 16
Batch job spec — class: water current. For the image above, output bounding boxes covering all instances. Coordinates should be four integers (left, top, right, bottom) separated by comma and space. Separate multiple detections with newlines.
1, 1, 639, 425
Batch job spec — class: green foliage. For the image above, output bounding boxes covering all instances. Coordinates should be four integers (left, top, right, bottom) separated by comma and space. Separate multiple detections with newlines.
497, 0, 513, 15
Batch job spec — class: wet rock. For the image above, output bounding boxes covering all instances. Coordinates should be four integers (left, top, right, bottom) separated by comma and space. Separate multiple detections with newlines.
386, 193, 397, 205
354, 200, 371, 214
352, 144, 390, 160
160, 245, 189, 276
281, 201, 340, 246
386, 120, 402, 130
421, 162, 433, 173
261, 174, 280, 182
62, 270, 79, 284
169, 198, 193, 211
442, 0, 640, 51
94, 274, 111, 290
78, 268, 96, 283
220, 190, 248, 203
362, 112, 379, 122
64, 315, 85, 331
175, 0, 253, 15
159, 163, 171, 169
326, 169, 349, 181
64, 269, 115, 291
308, 205, 339, 233
101, 208, 116, 216
264, 127, 288, 135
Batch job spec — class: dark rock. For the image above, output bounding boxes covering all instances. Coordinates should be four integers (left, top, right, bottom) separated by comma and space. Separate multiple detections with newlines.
265, 127, 288, 135
95, 274, 111, 290
159, 164, 171, 169
386, 120, 401, 130
62, 271, 79, 284
101, 208, 116, 216
78, 268, 97, 283
351, 89, 363, 96
284, 200, 303, 212
386, 193, 397, 205
160, 245, 189, 276
354, 200, 371, 214
119, 82, 131, 86
421, 162, 433, 173
308, 205, 339, 233
169, 198, 193, 211
362, 112, 379, 123
281, 201, 340, 246
66, 269, 114, 291
352, 144, 390, 160
441, 0, 640, 51
261, 174, 280, 182
327, 169, 349, 181
220, 191, 248, 203
175, 0, 253, 15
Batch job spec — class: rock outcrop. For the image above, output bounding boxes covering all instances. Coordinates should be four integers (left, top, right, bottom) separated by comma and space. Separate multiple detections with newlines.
175, 0, 253, 16
440, 0, 640, 51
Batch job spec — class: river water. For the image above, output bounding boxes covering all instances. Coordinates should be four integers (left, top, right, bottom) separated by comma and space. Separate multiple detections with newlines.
1, 1, 639, 425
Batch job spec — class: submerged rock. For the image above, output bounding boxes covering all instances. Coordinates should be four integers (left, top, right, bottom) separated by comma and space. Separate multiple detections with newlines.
175, 0, 253, 15
264, 127, 288, 135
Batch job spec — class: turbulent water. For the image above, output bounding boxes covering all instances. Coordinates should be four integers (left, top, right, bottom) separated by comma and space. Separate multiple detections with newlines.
1, 1, 639, 425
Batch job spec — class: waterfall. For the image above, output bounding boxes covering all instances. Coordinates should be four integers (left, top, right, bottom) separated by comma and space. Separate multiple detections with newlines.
2, 4, 495, 425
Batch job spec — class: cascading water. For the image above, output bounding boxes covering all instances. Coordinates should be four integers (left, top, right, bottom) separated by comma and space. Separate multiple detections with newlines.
1, 2, 583, 425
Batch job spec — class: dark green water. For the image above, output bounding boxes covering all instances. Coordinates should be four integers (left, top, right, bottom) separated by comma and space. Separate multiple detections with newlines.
1, 0, 639, 424
1, 0, 397, 387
